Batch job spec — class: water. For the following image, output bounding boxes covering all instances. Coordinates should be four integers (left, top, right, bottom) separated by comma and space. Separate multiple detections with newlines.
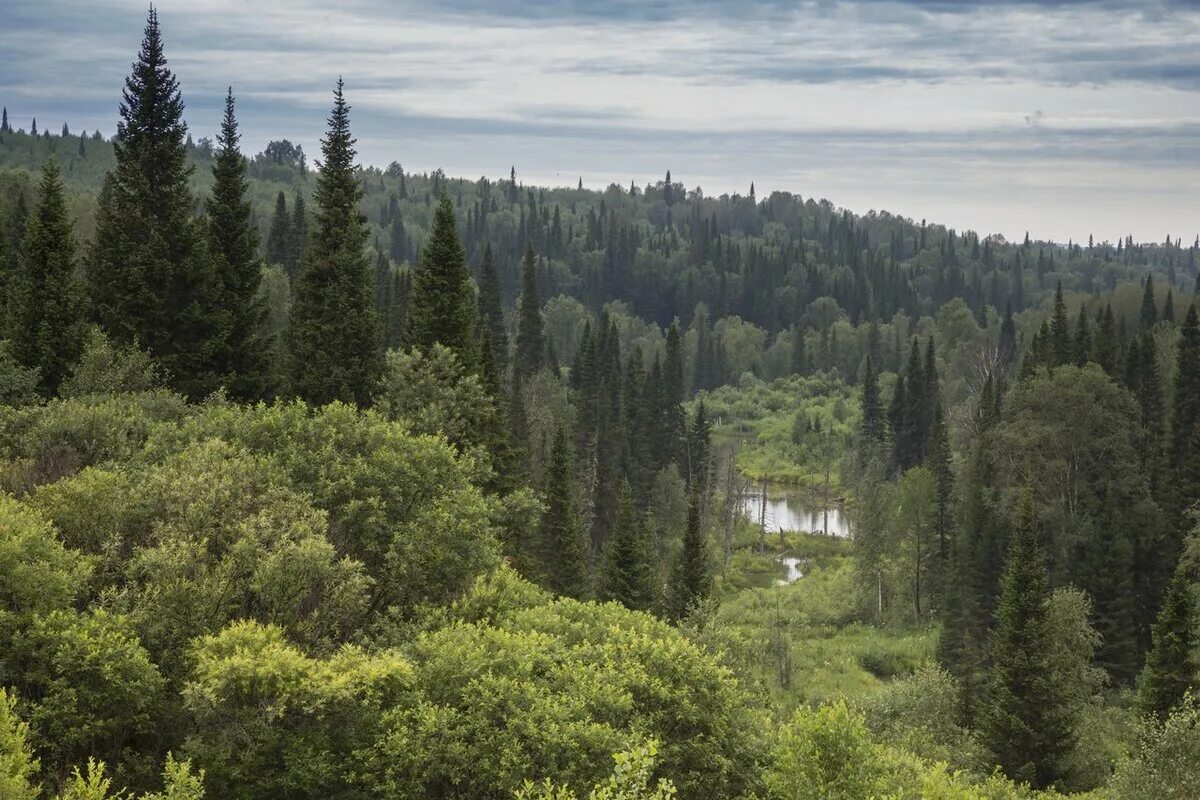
740, 484, 852, 538
779, 556, 805, 583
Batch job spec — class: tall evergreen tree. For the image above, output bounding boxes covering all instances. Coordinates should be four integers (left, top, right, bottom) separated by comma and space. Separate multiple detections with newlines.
1137, 561, 1198, 719
665, 494, 712, 621
287, 79, 383, 406
1048, 281, 1071, 367
1168, 304, 1200, 530
476, 243, 508, 375
539, 427, 590, 598
515, 242, 545, 380
207, 88, 268, 400
265, 190, 293, 270
5, 161, 84, 395
599, 482, 658, 612
87, 8, 224, 398
1141, 273, 1158, 328
982, 492, 1073, 789
1092, 304, 1119, 375
408, 193, 477, 370
858, 354, 885, 454
291, 189, 308, 269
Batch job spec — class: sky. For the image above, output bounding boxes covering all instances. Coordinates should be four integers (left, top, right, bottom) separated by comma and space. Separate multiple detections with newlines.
1, 0, 1198, 243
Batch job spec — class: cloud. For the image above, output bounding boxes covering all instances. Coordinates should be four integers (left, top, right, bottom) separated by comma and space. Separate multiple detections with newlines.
0, 0, 1197, 241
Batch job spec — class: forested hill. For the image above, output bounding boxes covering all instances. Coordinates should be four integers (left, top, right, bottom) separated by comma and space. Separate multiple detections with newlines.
1, 119, 1195, 357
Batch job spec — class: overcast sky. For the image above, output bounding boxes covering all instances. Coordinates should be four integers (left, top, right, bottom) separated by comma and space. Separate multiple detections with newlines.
2, 0, 1197, 243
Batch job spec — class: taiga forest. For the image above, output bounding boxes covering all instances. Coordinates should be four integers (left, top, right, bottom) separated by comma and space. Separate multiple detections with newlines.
0, 5, 1198, 799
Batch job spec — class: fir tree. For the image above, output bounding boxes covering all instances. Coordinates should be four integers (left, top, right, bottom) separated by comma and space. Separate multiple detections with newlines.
1137, 561, 1198, 719
1141, 273, 1158, 328
265, 190, 293, 270
539, 427, 590, 598
87, 8, 224, 399
858, 354, 885, 452
1048, 281, 1071, 367
287, 79, 383, 406
5, 161, 84, 395
665, 494, 712, 621
1168, 305, 1200, 530
515, 242, 545, 380
999, 302, 1017, 366
0, 107, 8, 133
599, 482, 658, 612
1092, 304, 1119, 376
1072, 304, 1091, 366
408, 192, 477, 370
207, 88, 268, 400
291, 189, 308, 268
982, 492, 1073, 789
476, 243, 507, 375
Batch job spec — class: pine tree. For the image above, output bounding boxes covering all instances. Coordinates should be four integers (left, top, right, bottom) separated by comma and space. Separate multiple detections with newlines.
539, 427, 589, 598
982, 492, 1073, 789
207, 88, 268, 400
87, 8, 224, 399
1137, 562, 1198, 719
265, 190, 293, 269
476, 243, 508, 375
599, 482, 658, 611
665, 494, 712, 621
515, 242, 545, 380
408, 192, 477, 369
287, 79, 383, 406
5, 161, 84, 395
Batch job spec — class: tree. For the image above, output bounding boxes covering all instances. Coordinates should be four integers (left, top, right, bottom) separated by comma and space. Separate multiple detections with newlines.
1141, 273, 1158, 328
264, 190, 293, 269
1137, 562, 1198, 719
515, 242, 545, 380
1049, 281, 1071, 367
407, 193, 477, 370
982, 492, 1073, 789
5, 160, 84, 395
477, 243, 508, 375
287, 79, 383, 406
0, 690, 38, 800
87, 8, 224, 399
1168, 305, 1200, 531
858, 355, 884, 454
539, 428, 590, 598
599, 482, 658, 612
207, 88, 269, 400
665, 494, 711, 621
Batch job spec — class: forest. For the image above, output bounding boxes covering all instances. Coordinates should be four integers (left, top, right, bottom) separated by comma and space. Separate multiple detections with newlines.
0, 8, 1198, 800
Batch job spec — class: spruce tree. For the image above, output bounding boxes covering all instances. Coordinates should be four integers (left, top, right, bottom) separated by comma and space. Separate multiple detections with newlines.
476, 243, 508, 375
858, 355, 885, 453
408, 192, 477, 369
287, 79, 383, 406
982, 492, 1073, 789
1168, 305, 1200, 530
1049, 281, 1071, 367
5, 161, 84, 395
291, 189, 308, 268
515, 242, 545, 379
1137, 561, 1198, 719
599, 482, 658, 612
265, 190, 293, 269
1093, 304, 1119, 375
87, 8, 224, 398
665, 494, 712, 621
1141, 274, 1158, 328
207, 88, 268, 400
539, 427, 589, 598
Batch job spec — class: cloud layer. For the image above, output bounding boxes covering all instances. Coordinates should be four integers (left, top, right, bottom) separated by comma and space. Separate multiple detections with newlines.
1, 0, 1197, 241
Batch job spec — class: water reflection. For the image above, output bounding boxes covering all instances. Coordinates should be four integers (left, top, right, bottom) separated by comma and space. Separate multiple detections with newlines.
740, 484, 852, 538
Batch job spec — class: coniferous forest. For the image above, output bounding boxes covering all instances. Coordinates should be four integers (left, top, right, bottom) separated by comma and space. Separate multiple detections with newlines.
1, 8, 1199, 800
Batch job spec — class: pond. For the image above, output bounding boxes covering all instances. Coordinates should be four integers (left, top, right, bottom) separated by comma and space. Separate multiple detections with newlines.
740, 483, 852, 539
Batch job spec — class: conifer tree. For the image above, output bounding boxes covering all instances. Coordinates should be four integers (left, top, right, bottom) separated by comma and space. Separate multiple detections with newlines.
1072, 304, 1091, 366
207, 88, 268, 400
1141, 274, 1158, 328
88, 8, 224, 398
665, 494, 712, 621
408, 192, 477, 370
1048, 281, 1071, 367
291, 189, 308, 268
1137, 561, 1198, 719
858, 355, 885, 453
476, 243, 507, 375
1093, 304, 1119, 375
599, 482, 658, 612
0, 107, 8, 133
287, 79, 383, 406
982, 492, 1073, 789
1168, 305, 1200, 530
999, 302, 1018, 366
539, 427, 589, 598
1164, 288, 1176, 325
515, 242, 545, 380
685, 400, 713, 494
265, 190, 293, 269
791, 325, 807, 375
5, 161, 84, 395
